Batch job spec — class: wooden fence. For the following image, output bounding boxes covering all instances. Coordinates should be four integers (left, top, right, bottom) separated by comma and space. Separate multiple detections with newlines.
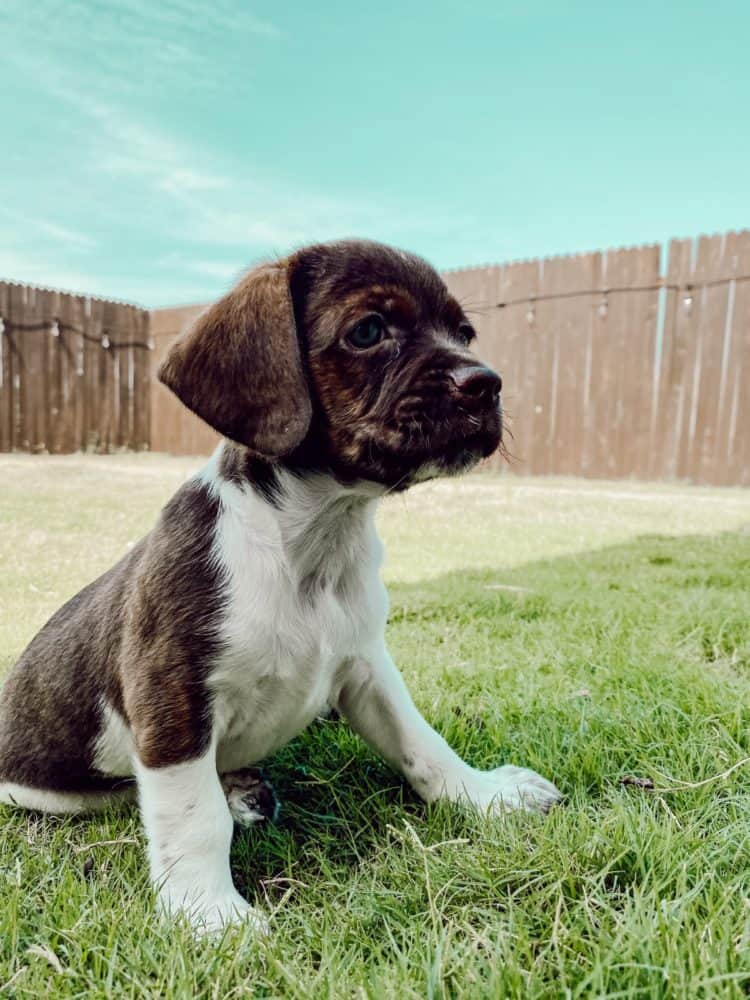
447, 230, 750, 486
0, 282, 150, 453
148, 230, 750, 486
3, 229, 749, 484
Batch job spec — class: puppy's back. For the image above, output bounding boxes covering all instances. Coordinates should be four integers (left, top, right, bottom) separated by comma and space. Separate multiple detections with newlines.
0, 540, 145, 793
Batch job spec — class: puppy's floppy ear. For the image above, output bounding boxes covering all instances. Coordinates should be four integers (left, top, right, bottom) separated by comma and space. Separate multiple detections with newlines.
158, 260, 312, 457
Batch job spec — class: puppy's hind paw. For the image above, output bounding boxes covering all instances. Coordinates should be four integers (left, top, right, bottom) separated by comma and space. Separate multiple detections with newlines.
221, 767, 280, 827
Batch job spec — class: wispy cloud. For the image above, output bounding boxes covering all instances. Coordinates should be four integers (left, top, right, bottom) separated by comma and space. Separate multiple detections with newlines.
4, 1, 282, 98
84, 107, 230, 198
114, 0, 281, 39
1, 1, 477, 305
11, 49, 395, 251
71, 95, 372, 250
0, 208, 97, 251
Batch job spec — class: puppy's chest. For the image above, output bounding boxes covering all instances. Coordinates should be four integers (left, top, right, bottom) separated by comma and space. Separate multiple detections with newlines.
211, 534, 381, 770
224, 577, 361, 675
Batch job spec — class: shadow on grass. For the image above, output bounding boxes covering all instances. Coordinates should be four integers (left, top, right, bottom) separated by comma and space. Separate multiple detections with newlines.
230, 529, 750, 897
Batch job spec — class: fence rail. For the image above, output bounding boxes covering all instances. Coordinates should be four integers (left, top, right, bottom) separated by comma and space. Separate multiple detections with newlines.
0, 282, 151, 453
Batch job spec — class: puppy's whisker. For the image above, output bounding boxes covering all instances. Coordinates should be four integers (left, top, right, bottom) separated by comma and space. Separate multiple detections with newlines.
381, 469, 413, 499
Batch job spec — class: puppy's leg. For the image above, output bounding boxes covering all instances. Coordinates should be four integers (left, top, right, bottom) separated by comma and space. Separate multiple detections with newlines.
135, 744, 268, 936
336, 643, 561, 814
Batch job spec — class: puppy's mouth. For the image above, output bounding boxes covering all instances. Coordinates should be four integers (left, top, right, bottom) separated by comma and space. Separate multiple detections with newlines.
391, 362, 504, 476
372, 404, 503, 487
413, 410, 502, 476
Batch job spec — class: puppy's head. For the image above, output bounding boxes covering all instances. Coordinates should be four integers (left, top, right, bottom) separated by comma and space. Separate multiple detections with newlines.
159, 239, 502, 489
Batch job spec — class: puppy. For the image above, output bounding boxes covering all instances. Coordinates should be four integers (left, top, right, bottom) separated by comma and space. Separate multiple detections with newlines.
0, 240, 560, 934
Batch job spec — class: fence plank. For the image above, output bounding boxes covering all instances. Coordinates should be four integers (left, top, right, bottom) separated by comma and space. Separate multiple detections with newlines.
8, 284, 27, 450
687, 235, 721, 483
90, 301, 104, 452
539, 255, 564, 475
71, 294, 86, 453
657, 239, 691, 478
38, 290, 53, 451
726, 231, 750, 484
604, 248, 631, 477
635, 247, 659, 479
98, 300, 116, 452
494, 259, 539, 473
21, 286, 45, 451
552, 254, 586, 476
468, 267, 504, 469
136, 307, 151, 450
0, 283, 11, 452
116, 304, 132, 448
580, 252, 603, 477
712, 232, 739, 484
133, 310, 151, 450
45, 288, 60, 453
58, 290, 78, 453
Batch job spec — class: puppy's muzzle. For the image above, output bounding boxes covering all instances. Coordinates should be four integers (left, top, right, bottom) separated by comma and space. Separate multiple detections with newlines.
448, 364, 502, 412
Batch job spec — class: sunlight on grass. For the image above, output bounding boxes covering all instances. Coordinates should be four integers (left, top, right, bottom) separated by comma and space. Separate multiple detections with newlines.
1, 454, 749, 997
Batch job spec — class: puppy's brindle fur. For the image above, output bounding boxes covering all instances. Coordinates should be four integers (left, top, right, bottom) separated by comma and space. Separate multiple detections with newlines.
0, 240, 560, 934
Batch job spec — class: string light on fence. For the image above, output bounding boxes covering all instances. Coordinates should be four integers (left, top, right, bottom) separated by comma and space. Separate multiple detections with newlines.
526, 300, 536, 327
683, 294, 693, 317
494, 273, 750, 314
598, 293, 608, 319
0, 317, 149, 351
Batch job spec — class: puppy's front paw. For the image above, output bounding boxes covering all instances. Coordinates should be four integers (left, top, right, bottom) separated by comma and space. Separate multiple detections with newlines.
157, 886, 269, 938
460, 765, 562, 816
221, 768, 279, 827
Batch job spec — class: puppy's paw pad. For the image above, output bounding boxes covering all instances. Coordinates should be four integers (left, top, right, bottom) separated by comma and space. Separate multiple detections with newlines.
221, 767, 279, 827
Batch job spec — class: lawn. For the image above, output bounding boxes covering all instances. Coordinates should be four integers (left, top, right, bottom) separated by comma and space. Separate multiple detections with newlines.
1, 454, 750, 998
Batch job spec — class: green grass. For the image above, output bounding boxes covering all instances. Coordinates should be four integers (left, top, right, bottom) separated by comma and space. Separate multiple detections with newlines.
1, 454, 750, 998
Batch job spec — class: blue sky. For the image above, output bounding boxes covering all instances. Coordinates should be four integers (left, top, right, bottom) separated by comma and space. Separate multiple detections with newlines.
1, 1, 748, 307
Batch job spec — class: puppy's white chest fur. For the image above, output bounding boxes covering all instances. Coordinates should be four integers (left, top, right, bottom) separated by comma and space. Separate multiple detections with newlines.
205, 464, 386, 773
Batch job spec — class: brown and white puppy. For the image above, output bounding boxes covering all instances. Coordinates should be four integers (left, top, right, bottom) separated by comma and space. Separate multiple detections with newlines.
0, 240, 560, 935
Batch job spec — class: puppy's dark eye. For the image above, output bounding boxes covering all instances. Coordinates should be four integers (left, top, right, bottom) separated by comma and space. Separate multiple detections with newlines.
347, 315, 387, 350
457, 323, 476, 344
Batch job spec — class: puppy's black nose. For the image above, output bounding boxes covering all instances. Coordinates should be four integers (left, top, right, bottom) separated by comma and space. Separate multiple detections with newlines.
449, 364, 502, 407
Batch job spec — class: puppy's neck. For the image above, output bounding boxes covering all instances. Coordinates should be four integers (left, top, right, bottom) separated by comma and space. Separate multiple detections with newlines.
204, 441, 381, 593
